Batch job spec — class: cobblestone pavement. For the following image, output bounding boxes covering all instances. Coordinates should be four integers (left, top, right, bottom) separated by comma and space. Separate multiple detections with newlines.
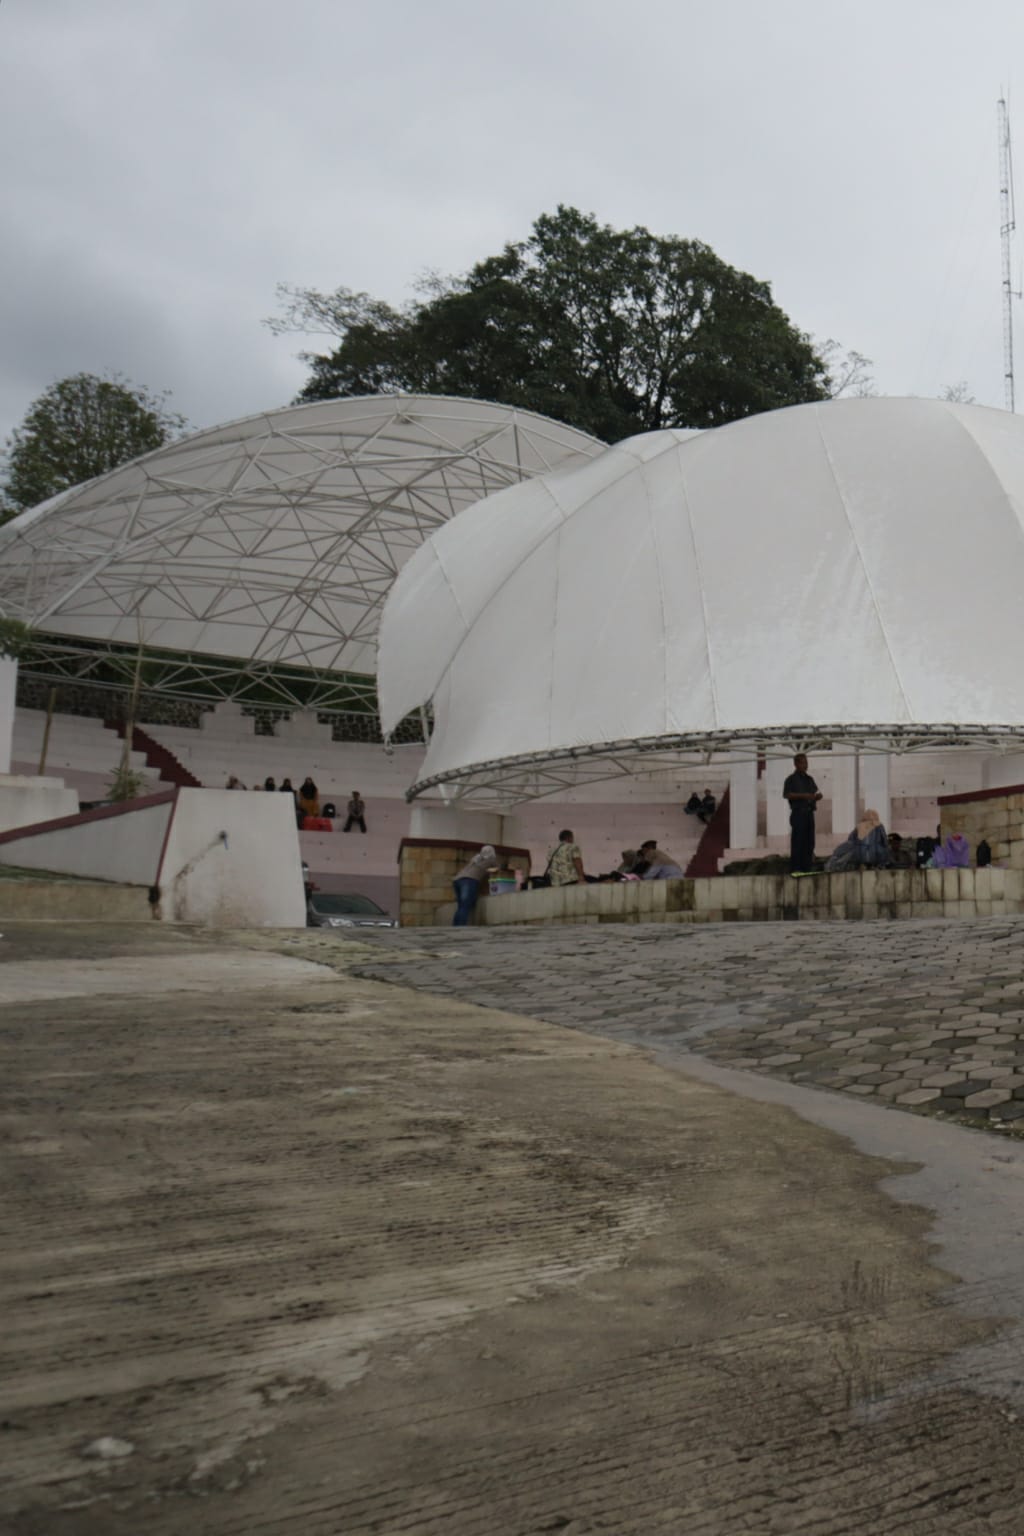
346, 918, 1024, 1130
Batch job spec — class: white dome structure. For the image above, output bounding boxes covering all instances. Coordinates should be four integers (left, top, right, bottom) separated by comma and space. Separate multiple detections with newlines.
0, 395, 603, 709
379, 397, 1024, 803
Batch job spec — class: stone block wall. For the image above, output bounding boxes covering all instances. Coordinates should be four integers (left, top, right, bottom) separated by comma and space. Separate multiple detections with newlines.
433, 867, 1024, 927
398, 838, 530, 928
938, 783, 1024, 869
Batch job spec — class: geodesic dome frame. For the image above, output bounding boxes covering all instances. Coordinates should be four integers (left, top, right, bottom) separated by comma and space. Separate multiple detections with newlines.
0, 395, 604, 715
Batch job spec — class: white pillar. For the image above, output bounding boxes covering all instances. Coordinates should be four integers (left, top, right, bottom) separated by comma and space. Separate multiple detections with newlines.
765, 757, 790, 839
831, 749, 858, 836
729, 757, 758, 849
859, 748, 891, 829
0, 658, 15, 776
408, 803, 503, 847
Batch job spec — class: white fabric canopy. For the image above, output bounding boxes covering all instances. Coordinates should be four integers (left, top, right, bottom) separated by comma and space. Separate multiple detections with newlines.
0, 395, 603, 678
377, 398, 1024, 794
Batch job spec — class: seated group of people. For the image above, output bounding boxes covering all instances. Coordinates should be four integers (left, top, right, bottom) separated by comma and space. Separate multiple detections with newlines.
224, 776, 368, 831
452, 832, 687, 925
826, 814, 978, 873
535, 831, 685, 887
684, 789, 717, 825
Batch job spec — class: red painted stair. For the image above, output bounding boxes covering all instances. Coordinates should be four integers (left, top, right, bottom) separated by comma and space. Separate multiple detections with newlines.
685, 788, 731, 879
105, 720, 203, 789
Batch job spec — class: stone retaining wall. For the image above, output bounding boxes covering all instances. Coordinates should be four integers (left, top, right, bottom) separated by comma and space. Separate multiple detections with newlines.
939, 783, 1024, 868
399, 839, 531, 928
0, 878, 153, 922
433, 867, 1024, 927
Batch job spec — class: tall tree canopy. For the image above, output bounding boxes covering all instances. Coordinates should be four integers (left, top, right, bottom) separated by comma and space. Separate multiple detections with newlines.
271, 207, 830, 442
2, 372, 185, 518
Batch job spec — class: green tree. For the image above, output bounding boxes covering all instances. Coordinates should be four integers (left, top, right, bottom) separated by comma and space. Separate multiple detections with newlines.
1, 372, 186, 517
269, 206, 830, 442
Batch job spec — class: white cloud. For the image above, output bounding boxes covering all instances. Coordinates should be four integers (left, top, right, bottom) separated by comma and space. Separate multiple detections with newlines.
1, 0, 1019, 444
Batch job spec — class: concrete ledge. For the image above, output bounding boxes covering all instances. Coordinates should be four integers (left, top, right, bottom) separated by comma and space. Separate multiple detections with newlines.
432, 869, 1024, 927
0, 878, 153, 921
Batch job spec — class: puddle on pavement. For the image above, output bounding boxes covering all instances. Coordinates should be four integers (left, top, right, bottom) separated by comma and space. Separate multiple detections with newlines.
658, 1049, 1024, 1412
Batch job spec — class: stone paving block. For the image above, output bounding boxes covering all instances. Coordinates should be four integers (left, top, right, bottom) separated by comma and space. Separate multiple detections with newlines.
937, 1081, 976, 1098
353, 912, 1024, 1139
896, 1087, 942, 1105
964, 1088, 1012, 1110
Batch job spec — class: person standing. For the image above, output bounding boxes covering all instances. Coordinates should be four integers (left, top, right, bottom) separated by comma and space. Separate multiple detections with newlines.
343, 790, 367, 833
546, 829, 586, 886
452, 844, 496, 926
782, 753, 822, 873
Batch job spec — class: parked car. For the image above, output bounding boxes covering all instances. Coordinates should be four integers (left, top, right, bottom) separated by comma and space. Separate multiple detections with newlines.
306, 892, 397, 929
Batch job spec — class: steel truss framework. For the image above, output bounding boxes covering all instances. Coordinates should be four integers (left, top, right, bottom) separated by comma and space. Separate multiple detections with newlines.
0, 395, 603, 692
18, 635, 385, 714
408, 724, 1024, 809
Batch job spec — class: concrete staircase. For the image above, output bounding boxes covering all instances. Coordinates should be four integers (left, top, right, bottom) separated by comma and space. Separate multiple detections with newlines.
685, 791, 731, 878
11, 709, 149, 805
105, 721, 202, 789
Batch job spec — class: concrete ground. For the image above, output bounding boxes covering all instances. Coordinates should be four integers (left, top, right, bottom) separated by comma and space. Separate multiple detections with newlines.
3, 920, 1024, 1534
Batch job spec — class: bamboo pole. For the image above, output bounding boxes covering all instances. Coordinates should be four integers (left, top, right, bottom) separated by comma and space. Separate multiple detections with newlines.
37, 686, 56, 775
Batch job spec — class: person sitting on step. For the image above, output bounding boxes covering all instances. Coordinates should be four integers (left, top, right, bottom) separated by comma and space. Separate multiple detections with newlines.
344, 790, 367, 833
298, 777, 320, 818
639, 840, 684, 879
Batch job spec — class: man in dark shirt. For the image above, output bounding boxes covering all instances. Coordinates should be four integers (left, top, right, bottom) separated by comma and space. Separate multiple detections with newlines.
782, 753, 822, 873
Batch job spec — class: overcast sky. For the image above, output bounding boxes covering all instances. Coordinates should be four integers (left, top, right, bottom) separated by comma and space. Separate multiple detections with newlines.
1, 0, 1021, 444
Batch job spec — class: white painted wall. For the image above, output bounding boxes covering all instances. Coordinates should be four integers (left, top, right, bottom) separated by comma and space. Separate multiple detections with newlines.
983, 753, 1024, 790
0, 775, 79, 833
409, 805, 503, 844
0, 796, 173, 884
158, 789, 305, 927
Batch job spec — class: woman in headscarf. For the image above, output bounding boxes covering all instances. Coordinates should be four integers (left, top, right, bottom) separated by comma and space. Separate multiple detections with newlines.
617, 850, 640, 880
825, 809, 889, 871
932, 831, 970, 868
297, 777, 320, 818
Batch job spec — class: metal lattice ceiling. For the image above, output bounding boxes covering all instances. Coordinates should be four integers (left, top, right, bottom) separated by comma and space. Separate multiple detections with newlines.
0, 395, 604, 693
